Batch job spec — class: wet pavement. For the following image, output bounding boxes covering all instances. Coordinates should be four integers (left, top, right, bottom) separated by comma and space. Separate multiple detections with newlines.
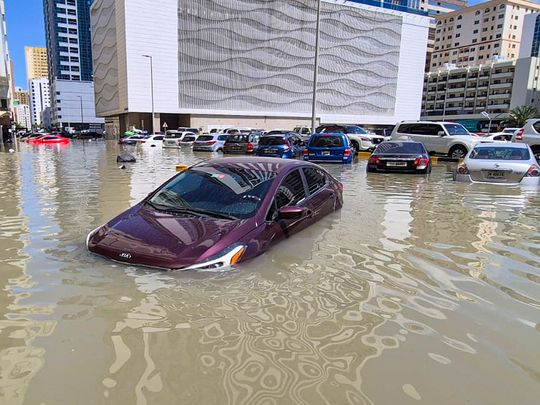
1, 140, 539, 404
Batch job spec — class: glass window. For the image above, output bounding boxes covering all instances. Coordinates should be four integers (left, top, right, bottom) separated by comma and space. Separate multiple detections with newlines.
217, 135, 228, 141
345, 126, 368, 134
196, 135, 213, 142
276, 170, 306, 208
470, 147, 530, 160
259, 136, 286, 146
374, 142, 425, 155
303, 167, 327, 195
309, 135, 344, 147
443, 123, 470, 135
227, 134, 249, 143
148, 166, 277, 219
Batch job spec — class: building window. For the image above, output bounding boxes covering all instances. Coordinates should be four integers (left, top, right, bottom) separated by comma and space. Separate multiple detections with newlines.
496, 34, 501, 38
458, 15, 462, 20
483, 27, 488, 32
472, 39, 478, 43
474, 20, 479, 24
69, 47, 78, 52
68, 18, 77, 24
457, 25, 461, 29
494, 43, 499, 48
479, 55, 484, 59
499, 14, 504, 19
456, 33, 460, 38
68, 9, 76, 15
473, 29, 478, 33
481, 37, 487, 41
475, 10, 481, 15
71, 75, 80, 80
68, 28, 77, 35
69, 38, 78, 44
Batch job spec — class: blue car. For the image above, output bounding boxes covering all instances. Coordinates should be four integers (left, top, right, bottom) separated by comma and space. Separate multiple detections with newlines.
256, 133, 304, 159
303, 133, 354, 163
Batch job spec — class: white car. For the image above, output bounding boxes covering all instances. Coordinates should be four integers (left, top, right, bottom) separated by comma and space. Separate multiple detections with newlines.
315, 124, 387, 152
193, 133, 229, 152
179, 133, 199, 146
162, 131, 196, 148
512, 119, 540, 162
391, 121, 491, 159
454, 143, 539, 186
141, 134, 164, 147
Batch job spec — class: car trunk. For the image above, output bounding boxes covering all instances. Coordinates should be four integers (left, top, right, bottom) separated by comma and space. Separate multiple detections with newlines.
468, 162, 529, 184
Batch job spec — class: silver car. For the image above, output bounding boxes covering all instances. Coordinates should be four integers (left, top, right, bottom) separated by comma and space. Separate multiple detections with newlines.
192, 133, 228, 152
454, 143, 540, 186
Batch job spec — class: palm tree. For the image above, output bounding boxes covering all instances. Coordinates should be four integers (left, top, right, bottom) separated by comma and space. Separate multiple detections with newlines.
503, 105, 538, 127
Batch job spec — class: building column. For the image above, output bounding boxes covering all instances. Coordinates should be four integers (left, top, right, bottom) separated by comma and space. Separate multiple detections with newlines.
153, 113, 161, 134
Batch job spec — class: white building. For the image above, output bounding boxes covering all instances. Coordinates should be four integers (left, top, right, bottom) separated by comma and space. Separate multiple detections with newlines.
519, 12, 540, 58
0, 0, 12, 140
29, 77, 51, 126
15, 104, 31, 130
90, 0, 430, 135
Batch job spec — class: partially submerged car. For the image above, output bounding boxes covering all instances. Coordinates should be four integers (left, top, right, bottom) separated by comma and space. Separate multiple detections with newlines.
367, 141, 431, 174
87, 158, 343, 270
454, 143, 540, 185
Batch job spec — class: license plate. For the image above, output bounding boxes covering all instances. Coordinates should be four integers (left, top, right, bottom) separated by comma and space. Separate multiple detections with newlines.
387, 161, 407, 167
265, 149, 277, 153
487, 170, 505, 179
322, 150, 330, 156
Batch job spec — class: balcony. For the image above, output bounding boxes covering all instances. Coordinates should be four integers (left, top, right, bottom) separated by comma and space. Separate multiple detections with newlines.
490, 82, 512, 89
447, 86, 465, 92
491, 71, 514, 79
487, 103, 509, 109
489, 93, 511, 100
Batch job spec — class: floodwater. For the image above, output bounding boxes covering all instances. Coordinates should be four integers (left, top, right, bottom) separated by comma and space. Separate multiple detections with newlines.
1, 140, 539, 405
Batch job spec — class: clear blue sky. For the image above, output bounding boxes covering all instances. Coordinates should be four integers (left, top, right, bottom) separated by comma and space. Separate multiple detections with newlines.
4, 0, 492, 90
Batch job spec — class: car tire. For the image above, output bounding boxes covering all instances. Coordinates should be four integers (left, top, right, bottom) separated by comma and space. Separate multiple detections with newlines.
217, 148, 223, 153
449, 145, 467, 160
350, 141, 360, 154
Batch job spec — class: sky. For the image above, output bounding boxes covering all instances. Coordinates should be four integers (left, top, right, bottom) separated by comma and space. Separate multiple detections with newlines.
4, 0, 492, 90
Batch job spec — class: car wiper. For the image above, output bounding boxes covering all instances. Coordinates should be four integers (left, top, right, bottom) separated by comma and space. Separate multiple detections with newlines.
146, 201, 237, 220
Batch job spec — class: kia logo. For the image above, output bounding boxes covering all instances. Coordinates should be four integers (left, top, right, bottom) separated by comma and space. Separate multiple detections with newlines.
119, 252, 132, 259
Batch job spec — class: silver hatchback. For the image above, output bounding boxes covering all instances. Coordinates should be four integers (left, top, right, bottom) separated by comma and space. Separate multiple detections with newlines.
454, 143, 540, 186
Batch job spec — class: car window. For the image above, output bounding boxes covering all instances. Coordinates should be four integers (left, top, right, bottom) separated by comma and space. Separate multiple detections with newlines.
469, 147, 530, 160
309, 135, 344, 148
217, 135, 228, 141
183, 136, 197, 142
227, 135, 248, 143
196, 135, 213, 142
443, 123, 470, 135
533, 121, 540, 133
303, 167, 327, 195
276, 170, 306, 208
374, 142, 425, 154
259, 137, 286, 146
345, 126, 368, 134
153, 136, 164, 140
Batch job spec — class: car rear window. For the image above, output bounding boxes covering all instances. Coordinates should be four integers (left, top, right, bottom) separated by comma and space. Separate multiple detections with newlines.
217, 135, 228, 141
470, 147, 530, 160
183, 136, 197, 142
227, 135, 248, 143
259, 136, 286, 146
165, 132, 182, 139
309, 135, 344, 148
266, 130, 288, 136
375, 142, 425, 154
196, 135, 213, 142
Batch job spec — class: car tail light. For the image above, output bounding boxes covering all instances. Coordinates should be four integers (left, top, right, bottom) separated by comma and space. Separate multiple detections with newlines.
457, 163, 469, 174
343, 148, 351, 157
414, 157, 430, 169
206, 141, 216, 145
368, 156, 380, 165
283, 140, 291, 152
247, 143, 254, 151
516, 128, 524, 141
336, 181, 343, 192
526, 164, 540, 177
303, 148, 309, 156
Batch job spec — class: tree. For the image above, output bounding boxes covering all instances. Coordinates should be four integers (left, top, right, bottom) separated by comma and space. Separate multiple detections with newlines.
503, 105, 538, 127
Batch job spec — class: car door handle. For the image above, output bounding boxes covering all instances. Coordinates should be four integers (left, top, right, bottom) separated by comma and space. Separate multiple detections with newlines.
305, 209, 313, 218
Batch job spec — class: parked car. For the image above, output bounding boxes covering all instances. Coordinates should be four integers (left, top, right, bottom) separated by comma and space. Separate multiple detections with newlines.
367, 141, 431, 174
179, 133, 199, 146
454, 143, 539, 185
28, 135, 70, 145
293, 126, 312, 141
177, 127, 201, 135
315, 124, 386, 152
86, 157, 343, 271
391, 121, 491, 159
21, 133, 45, 142
513, 119, 540, 161
193, 134, 229, 152
481, 133, 513, 142
142, 135, 165, 147
303, 133, 354, 163
256, 133, 304, 159
163, 131, 197, 148
119, 134, 147, 145
222, 133, 261, 154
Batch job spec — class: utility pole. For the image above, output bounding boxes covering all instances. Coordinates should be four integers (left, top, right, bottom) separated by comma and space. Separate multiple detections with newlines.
77, 96, 84, 131
310, 0, 322, 134
142, 55, 155, 134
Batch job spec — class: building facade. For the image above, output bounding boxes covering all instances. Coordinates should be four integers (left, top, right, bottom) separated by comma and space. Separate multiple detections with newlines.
14, 87, 29, 106
15, 104, 31, 130
25, 46, 49, 81
91, 0, 430, 136
43, 0, 103, 130
430, 0, 540, 71
421, 57, 540, 130
519, 11, 540, 57
0, 0, 12, 140
29, 77, 51, 126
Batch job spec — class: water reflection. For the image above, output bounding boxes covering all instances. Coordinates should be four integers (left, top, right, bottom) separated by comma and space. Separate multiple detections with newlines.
1, 143, 540, 404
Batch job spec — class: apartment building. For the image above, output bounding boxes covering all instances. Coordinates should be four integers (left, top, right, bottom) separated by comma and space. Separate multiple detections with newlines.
15, 104, 31, 130
519, 11, 540, 57
430, 0, 540, 71
14, 87, 29, 106
25, 47, 48, 80
29, 77, 51, 125
421, 57, 540, 129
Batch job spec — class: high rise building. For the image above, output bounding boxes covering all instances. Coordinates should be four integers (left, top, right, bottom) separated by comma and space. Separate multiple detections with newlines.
90, 0, 430, 137
0, 0, 12, 140
15, 104, 31, 130
43, 0, 103, 130
25, 47, 49, 80
14, 87, 29, 106
29, 77, 51, 126
430, 0, 540, 71
519, 11, 540, 57
421, 0, 468, 71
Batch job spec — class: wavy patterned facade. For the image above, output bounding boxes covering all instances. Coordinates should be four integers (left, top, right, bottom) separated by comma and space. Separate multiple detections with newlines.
178, 0, 402, 116
91, 0, 120, 116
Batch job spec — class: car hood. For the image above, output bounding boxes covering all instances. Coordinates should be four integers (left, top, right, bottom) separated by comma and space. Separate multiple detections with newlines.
88, 205, 247, 269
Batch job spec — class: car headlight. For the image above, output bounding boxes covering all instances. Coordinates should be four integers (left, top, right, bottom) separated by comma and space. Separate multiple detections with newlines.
360, 137, 370, 142
86, 225, 102, 248
182, 244, 247, 271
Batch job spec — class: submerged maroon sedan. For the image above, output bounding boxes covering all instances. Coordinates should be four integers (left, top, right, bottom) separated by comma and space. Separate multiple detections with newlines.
87, 157, 343, 271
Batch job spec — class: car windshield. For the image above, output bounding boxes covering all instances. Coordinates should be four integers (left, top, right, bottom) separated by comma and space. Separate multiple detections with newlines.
470, 147, 530, 160
227, 135, 249, 143
196, 135, 213, 142
444, 123, 470, 135
309, 135, 344, 147
345, 126, 368, 134
375, 142, 424, 154
148, 166, 277, 219
259, 136, 286, 146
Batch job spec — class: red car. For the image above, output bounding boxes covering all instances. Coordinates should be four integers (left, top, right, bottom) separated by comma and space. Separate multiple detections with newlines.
28, 135, 70, 145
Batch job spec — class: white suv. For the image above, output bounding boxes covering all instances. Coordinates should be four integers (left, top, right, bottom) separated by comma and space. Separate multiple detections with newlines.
513, 119, 540, 161
316, 124, 386, 152
391, 121, 490, 159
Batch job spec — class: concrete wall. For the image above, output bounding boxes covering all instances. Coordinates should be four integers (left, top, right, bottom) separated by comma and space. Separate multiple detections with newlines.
520, 12, 538, 58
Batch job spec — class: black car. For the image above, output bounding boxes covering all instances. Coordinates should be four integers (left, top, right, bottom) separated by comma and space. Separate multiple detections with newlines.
367, 141, 431, 174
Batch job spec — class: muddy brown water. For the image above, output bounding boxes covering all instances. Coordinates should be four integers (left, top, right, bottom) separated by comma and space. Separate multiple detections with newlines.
0, 141, 539, 404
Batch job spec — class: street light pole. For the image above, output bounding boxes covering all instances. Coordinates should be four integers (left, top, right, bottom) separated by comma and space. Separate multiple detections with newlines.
310, 0, 322, 134
77, 96, 84, 131
142, 55, 155, 134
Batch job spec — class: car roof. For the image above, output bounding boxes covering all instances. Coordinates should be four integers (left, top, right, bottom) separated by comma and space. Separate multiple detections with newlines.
397, 121, 460, 125
192, 157, 310, 174
474, 142, 528, 149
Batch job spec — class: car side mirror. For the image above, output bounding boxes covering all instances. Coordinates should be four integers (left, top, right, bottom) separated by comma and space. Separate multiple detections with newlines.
437, 131, 446, 137
278, 206, 306, 219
